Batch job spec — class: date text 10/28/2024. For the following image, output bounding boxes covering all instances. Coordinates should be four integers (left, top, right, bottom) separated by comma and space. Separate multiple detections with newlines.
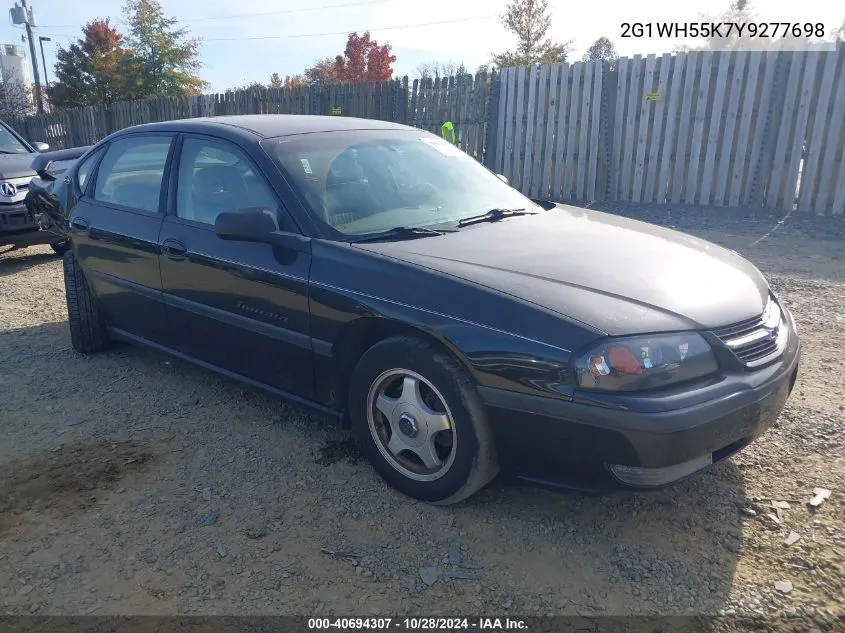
308, 618, 528, 631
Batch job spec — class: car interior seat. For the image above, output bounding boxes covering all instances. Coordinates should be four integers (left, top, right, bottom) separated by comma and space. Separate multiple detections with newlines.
190, 165, 248, 224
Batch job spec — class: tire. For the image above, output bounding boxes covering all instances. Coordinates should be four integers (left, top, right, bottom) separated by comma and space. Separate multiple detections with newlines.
50, 240, 71, 256
63, 250, 110, 354
348, 335, 499, 504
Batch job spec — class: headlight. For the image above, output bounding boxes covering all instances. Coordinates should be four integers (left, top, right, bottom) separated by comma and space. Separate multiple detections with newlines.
574, 332, 718, 392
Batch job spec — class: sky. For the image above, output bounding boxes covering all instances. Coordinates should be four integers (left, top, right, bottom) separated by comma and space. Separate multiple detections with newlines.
2, 0, 842, 93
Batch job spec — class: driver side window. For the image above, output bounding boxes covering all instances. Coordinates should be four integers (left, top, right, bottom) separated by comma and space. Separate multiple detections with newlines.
176, 137, 280, 226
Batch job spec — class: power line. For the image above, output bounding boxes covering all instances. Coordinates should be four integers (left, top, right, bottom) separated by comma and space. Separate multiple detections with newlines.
196, 14, 500, 41
35, 0, 395, 28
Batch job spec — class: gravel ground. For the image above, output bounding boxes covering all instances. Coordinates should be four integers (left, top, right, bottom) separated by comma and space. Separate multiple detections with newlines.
0, 205, 843, 622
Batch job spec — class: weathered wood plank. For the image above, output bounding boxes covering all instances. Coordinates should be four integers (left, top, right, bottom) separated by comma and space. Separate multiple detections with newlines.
540, 64, 561, 198
745, 50, 781, 206
610, 56, 628, 199
685, 51, 714, 204
728, 51, 761, 207
714, 51, 747, 206
586, 63, 604, 201
670, 52, 698, 203
503, 68, 518, 182
781, 50, 820, 211
700, 51, 732, 205
512, 66, 528, 191
766, 51, 806, 209
632, 54, 656, 202
620, 55, 642, 200
494, 68, 509, 172
575, 61, 594, 201
531, 64, 550, 198
657, 54, 685, 203
814, 51, 845, 213
522, 65, 539, 194
644, 54, 671, 202
798, 50, 840, 212
562, 62, 583, 200
552, 63, 571, 199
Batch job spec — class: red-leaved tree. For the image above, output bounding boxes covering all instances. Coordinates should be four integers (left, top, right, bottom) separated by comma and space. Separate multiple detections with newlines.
330, 32, 396, 83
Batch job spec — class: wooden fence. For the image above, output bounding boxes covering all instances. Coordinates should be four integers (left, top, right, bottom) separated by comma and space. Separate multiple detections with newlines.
491, 43, 845, 214
12, 74, 493, 164
10, 43, 845, 214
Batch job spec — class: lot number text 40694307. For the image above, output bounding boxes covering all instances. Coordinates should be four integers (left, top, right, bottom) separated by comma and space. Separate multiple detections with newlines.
307, 617, 528, 631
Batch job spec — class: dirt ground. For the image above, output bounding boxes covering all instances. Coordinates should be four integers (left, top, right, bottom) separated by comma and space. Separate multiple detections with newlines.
0, 205, 843, 623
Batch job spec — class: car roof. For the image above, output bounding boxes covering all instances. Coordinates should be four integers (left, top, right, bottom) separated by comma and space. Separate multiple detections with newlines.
111, 114, 415, 141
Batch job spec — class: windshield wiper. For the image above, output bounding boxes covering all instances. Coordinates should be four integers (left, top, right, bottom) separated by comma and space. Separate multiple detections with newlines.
351, 226, 456, 243
457, 207, 537, 227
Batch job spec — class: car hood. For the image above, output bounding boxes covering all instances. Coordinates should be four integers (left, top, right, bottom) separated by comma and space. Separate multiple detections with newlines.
0, 152, 37, 179
353, 205, 770, 336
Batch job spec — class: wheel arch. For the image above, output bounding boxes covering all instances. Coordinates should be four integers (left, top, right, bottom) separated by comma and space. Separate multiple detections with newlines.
330, 316, 475, 427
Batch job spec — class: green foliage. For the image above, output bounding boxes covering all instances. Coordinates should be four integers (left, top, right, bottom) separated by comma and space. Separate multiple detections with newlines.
48, 1, 205, 109
122, 0, 205, 98
490, 0, 572, 67
48, 19, 136, 109
583, 37, 619, 69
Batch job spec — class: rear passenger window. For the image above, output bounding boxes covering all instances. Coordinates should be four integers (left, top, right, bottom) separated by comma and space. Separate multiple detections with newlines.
94, 136, 172, 213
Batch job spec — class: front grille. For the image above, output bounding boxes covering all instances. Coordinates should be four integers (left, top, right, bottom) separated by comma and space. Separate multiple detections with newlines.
712, 297, 785, 367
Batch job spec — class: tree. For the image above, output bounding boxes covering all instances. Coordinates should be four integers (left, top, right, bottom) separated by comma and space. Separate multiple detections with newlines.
122, 0, 204, 98
490, 0, 571, 67
304, 57, 341, 83
329, 32, 396, 83
415, 60, 470, 81
284, 74, 308, 88
0, 70, 32, 119
48, 19, 135, 109
583, 37, 618, 69
269, 73, 283, 89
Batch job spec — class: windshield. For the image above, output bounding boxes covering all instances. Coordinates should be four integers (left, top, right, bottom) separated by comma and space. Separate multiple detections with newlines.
262, 129, 538, 237
0, 124, 31, 154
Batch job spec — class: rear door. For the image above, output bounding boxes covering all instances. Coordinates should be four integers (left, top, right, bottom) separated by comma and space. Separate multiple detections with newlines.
70, 134, 173, 342
157, 134, 315, 399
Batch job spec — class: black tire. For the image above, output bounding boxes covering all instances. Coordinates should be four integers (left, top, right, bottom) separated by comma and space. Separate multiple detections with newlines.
63, 250, 110, 354
348, 335, 499, 504
50, 240, 71, 255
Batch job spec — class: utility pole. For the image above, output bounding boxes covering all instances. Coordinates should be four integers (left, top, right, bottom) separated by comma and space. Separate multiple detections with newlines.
38, 35, 50, 86
11, 0, 44, 113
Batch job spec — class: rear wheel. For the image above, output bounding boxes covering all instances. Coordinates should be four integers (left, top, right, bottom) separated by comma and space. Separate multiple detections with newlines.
50, 240, 70, 255
348, 335, 498, 504
63, 251, 110, 354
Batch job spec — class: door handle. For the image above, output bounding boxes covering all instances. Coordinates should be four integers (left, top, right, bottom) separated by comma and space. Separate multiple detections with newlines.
70, 217, 90, 234
162, 238, 188, 261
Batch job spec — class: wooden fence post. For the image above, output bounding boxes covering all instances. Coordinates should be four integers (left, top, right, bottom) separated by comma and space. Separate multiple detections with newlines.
600, 62, 618, 201
483, 69, 500, 170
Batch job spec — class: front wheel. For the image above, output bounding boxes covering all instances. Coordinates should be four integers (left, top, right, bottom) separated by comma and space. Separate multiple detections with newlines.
348, 335, 498, 504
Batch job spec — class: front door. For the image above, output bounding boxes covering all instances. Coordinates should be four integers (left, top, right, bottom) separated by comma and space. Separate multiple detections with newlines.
70, 134, 173, 342
158, 134, 314, 399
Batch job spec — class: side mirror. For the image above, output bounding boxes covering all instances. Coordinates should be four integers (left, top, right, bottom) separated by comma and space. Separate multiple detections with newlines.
496, 173, 510, 185
32, 142, 50, 152
214, 208, 310, 253
215, 207, 277, 242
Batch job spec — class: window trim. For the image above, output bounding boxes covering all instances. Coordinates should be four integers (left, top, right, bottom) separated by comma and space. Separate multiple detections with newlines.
167, 132, 298, 233
89, 132, 176, 216
75, 146, 108, 197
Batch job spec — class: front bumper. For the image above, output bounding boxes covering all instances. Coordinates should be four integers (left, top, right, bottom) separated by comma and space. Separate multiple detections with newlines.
479, 316, 801, 491
0, 203, 65, 248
